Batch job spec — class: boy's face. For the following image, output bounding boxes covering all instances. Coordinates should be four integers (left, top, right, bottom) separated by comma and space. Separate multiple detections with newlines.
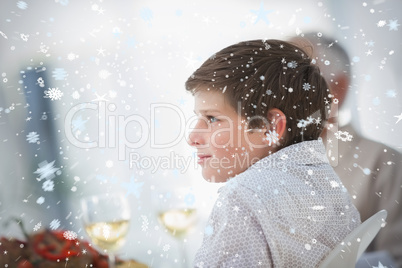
188, 90, 270, 183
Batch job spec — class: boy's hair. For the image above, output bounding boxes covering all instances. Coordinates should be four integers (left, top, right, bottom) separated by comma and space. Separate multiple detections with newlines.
185, 39, 331, 148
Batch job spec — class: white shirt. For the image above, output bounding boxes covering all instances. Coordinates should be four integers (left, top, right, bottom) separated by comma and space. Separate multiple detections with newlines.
194, 140, 361, 267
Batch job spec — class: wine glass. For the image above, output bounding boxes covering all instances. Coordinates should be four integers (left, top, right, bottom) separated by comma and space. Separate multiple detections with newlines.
81, 192, 131, 268
153, 187, 198, 267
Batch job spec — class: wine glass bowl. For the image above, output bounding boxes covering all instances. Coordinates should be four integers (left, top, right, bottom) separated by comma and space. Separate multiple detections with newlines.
81, 192, 131, 267
153, 187, 198, 267
158, 207, 197, 239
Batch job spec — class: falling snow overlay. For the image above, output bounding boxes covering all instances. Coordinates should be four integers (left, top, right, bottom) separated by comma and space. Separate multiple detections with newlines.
42, 179, 54, 191
334, 130, 353, 142
141, 215, 149, 232
0, 1, 401, 267
265, 130, 279, 146
250, 1, 274, 25
34, 160, 60, 181
395, 113, 402, 124
63, 230, 78, 240
33, 222, 42, 232
121, 176, 144, 198
52, 68, 68, 80
16, 1, 28, 9
303, 82, 311, 91
50, 219, 61, 230
26, 132, 40, 143
44, 87, 63, 100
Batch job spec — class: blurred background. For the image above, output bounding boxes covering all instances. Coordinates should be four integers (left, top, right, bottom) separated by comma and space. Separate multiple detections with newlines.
0, 0, 400, 267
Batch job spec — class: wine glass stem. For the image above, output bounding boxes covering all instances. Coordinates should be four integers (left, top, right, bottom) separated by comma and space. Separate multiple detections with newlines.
108, 253, 116, 268
179, 241, 189, 268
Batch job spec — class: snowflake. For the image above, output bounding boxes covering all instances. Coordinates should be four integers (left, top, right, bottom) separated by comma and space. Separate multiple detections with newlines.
33, 222, 42, 232
287, 61, 298, 68
204, 225, 214, 236
0, 31, 8, 39
26, 132, 40, 143
386, 89, 396, 98
67, 53, 78, 61
162, 244, 170, 252
265, 130, 279, 146
16, 1, 28, 9
52, 68, 68, 80
334, 130, 353, 142
20, 34, 29, 42
377, 20, 386, 27
50, 219, 61, 230
71, 90, 80, 99
314, 117, 322, 125
39, 43, 49, 54
105, 160, 114, 168
306, 116, 315, 124
387, 19, 400, 31
42, 180, 54, 192
140, 7, 153, 23
63, 230, 78, 240
184, 193, 195, 206
56, 0, 69, 6
99, 69, 111, 79
72, 115, 88, 132
330, 180, 340, 188
36, 196, 45, 204
44, 87, 63, 100
297, 119, 311, 128
141, 215, 149, 231
37, 77, 45, 87
34, 160, 60, 181
303, 82, 311, 91
121, 176, 144, 198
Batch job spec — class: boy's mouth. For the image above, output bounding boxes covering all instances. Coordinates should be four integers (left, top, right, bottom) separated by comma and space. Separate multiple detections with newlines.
197, 153, 212, 164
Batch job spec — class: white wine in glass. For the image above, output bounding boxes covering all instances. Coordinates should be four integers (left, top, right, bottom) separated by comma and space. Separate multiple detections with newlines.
154, 188, 198, 267
158, 208, 197, 238
85, 219, 130, 252
81, 193, 131, 268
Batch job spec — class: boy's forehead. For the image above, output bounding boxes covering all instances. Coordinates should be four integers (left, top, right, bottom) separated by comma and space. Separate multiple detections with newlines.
193, 90, 240, 116
194, 90, 225, 107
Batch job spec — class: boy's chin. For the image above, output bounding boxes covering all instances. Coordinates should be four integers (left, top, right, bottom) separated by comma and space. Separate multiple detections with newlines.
202, 172, 230, 183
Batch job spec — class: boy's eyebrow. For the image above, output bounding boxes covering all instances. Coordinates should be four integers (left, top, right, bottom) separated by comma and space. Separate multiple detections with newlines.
194, 109, 221, 114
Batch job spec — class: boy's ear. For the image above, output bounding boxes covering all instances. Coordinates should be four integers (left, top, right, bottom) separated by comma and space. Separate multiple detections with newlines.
263, 108, 287, 145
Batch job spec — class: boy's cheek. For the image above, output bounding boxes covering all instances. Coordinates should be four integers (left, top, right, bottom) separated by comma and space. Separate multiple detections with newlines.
210, 129, 235, 148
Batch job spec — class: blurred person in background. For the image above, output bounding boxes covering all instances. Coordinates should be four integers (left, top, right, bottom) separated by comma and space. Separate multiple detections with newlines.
290, 32, 402, 267
0, 68, 69, 239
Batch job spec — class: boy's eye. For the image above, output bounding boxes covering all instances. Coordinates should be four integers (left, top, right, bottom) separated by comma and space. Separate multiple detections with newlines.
207, 116, 219, 123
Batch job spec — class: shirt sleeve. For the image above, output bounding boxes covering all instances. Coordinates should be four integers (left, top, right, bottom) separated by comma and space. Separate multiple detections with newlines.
193, 187, 273, 268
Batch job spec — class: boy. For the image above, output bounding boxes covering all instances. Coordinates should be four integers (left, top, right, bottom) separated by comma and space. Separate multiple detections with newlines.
185, 39, 361, 267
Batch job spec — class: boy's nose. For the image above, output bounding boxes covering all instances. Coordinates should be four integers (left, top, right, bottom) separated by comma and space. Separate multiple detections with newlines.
187, 119, 207, 147
188, 131, 204, 147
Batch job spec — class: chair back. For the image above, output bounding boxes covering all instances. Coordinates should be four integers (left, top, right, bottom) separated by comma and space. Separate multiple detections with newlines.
318, 210, 387, 268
